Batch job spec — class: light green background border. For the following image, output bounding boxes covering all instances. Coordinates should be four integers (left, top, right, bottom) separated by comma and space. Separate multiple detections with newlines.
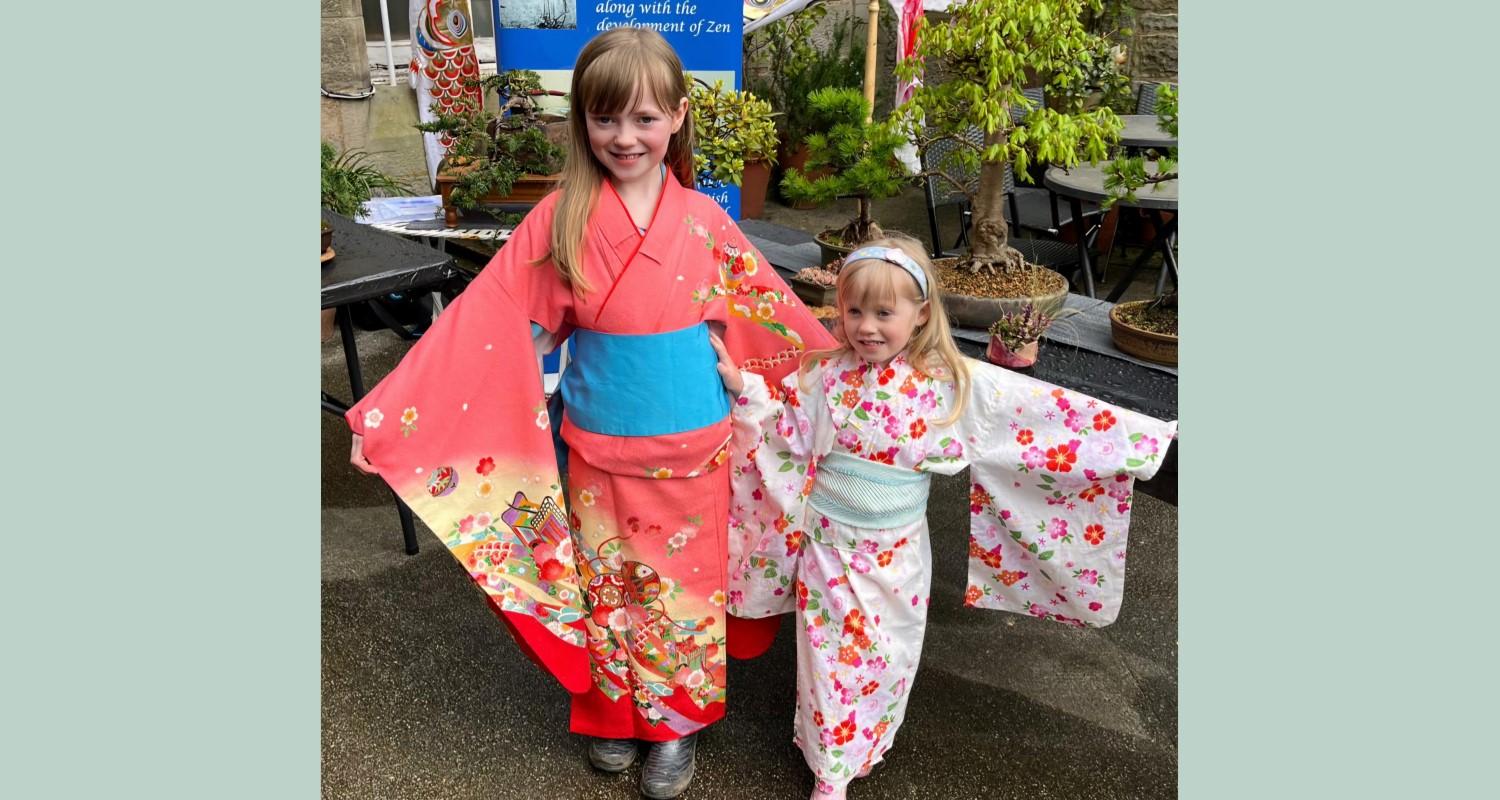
1182, 2, 1492, 797
8, 2, 1495, 797
6, 3, 317, 797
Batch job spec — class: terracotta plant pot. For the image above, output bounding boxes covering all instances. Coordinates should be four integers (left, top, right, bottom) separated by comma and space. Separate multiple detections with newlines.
1109, 301, 1178, 365
987, 337, 1039, 368
740, 159, 772, 219
435, 159, 562, 228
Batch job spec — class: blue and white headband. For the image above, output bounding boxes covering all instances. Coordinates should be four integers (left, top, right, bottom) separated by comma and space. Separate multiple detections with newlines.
843, 246, 928, 300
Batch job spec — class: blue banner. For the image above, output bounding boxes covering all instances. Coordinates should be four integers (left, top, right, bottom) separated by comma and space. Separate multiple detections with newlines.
494, 1, 743, 217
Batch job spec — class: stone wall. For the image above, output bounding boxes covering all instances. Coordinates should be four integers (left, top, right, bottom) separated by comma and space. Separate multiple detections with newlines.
1130, 0, 1178, 84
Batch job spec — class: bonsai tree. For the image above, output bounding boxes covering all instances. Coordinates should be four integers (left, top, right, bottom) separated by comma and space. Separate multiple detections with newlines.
416, 69, 566, 212
780, 87, 911, 247
1104, 83, 1178, 205
689, 78, 779, 188
897, 0, 1122, 274
321, 140, 409, 218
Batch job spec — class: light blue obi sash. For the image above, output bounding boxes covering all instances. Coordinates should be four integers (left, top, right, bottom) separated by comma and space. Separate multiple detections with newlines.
808, 451, 931, 529
559, 322, 730, 436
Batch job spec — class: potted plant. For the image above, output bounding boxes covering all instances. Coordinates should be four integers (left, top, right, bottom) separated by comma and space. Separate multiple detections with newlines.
986, 303, 1054, 368
320, 140, 409, 257
689, 78, 779, 219
744, 3, 865, 206
418, 69, 567, 228
781, 87, 912, 264
898, 0, 1122, 326
1104, 83, 1177, 366
1109, 290, 1176, 365
788, 262, 841, 308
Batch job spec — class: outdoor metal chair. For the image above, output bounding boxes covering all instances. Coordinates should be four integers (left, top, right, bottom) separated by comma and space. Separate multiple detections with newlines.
1136, 81, 1165, 114
921, 121, 1091, 260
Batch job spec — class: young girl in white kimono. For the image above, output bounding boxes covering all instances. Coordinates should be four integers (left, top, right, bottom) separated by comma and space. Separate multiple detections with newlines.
710, 237, 1175, 800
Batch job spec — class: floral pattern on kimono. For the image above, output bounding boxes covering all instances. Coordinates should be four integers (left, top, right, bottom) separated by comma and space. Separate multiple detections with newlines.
726, 352, 1176, 787
346, 174, 836, 740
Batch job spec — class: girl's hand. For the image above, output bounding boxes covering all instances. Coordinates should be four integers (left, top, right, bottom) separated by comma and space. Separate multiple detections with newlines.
350, 434, 378, 474
708, 332, 743, 397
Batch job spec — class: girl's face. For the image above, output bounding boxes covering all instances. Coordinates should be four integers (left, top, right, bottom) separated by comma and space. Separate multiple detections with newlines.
584, 88, 688, 191
842, 289, 929, 367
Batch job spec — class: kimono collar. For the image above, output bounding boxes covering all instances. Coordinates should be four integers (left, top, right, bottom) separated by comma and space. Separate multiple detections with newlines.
596, 169, 686, 265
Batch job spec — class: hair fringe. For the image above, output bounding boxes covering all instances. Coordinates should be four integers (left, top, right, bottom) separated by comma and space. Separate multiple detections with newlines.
799, 234, 971, 426
546, 27, 696, 295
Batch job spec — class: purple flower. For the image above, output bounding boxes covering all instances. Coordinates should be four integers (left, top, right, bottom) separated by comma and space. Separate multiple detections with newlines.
943, 439, 964, 458
1134, 435, 1159, 455
1022, 446, 1047, 469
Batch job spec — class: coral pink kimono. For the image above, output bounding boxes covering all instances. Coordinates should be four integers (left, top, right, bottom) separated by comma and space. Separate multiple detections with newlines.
346, 174, 835, 741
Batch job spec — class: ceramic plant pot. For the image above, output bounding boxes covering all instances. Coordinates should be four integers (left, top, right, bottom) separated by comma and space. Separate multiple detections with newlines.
987, 336, 1039, 368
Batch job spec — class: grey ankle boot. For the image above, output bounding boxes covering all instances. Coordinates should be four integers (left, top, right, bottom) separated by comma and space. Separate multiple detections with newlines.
587, 737, 639, 772
640, 733, 698, 799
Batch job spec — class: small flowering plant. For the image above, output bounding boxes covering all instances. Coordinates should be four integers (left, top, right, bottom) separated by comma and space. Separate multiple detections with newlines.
793, 264, 840, 287
988, 303, 1054, 350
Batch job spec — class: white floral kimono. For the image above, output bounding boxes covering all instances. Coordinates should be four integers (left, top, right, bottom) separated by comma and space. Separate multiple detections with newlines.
725, 351, 1176, 791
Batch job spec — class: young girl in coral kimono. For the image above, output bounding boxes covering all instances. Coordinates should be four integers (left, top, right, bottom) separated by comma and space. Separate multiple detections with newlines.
347, 27, 833, 800
712, 237, 1176, 800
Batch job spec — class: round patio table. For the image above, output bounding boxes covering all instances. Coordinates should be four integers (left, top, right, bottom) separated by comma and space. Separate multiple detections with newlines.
1045, 162, 1178, 302
1118, 114, 1176, 150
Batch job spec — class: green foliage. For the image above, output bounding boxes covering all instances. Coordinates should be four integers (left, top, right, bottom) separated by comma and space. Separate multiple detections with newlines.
1102, 84, 1177, 207
690, 78, 779, 188
320, 140, 409, 218
779, 87, 910, 242
744, 2, 866, 148
1068, 0, 1137, 114
415, 69, 566, 212
897, 0, 1123, 195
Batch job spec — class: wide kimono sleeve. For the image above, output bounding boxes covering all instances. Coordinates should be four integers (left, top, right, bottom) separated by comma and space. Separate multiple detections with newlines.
954, 360, 1177, 627
683, 208, 840, 656
725, 365, 833, 619
344, 197, 593, 694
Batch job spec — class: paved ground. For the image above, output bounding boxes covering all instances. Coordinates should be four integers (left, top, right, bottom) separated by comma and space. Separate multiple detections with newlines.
321, 188, 1178, 799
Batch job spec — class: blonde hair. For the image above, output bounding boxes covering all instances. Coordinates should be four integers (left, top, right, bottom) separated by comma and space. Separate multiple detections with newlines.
800, 234, 971, 425
547, 27, 696, 295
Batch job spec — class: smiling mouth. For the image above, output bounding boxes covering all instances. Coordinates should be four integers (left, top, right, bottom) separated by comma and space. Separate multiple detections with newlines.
611, 152, 645, 162
857, 339, 884, 348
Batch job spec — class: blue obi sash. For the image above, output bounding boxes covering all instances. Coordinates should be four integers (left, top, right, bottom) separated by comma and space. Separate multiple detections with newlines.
559, 322, 730, 436
809, 451, 931, 529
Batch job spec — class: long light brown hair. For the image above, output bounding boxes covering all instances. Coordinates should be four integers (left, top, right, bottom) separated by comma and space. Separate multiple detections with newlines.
800, 235, 971, 425
547, 27, 696, 294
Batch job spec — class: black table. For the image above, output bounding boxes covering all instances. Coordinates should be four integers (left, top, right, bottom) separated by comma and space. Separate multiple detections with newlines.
1044, 162, 1178, 303
1117, 114, 1176, 150
322, 210, 461, 554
